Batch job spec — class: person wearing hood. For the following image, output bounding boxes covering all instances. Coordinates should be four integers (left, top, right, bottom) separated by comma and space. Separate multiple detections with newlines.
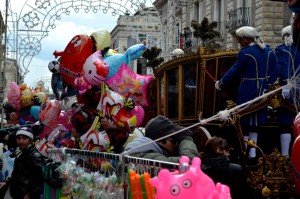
123, 115, 199, 163
0, 127, 44, 199
215, 26, 279, 159
275, 25, 300, 156
201, 136, 254, 199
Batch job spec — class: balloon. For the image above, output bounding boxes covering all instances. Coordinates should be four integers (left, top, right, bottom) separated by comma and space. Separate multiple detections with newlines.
291, 135, 300, 194
82, 50, 109, 85
7, 81, 21, 111
74, 75, 90, 95
30, 106, 40, 121
90, 28, 112, 52
103, 44, 146, 79
150, 156, 229, 199
33, 91, 47, 105
130, 106, 145, 127
76, 86, 101, 108
20, 89, 32, 109
36, 138, 57, 157
38, 100, 62, 139
105, 63, 153, 106
2, 150, 14, 181
53, 34, 93, 87
96, 87, 137, 132
294, 112, 300, 138
80, 116, 110, 151
71, 106, 95, 135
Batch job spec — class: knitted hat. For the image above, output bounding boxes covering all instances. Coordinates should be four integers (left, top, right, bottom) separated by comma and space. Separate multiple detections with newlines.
145, 115, 178, 140
16, 127, 34, 140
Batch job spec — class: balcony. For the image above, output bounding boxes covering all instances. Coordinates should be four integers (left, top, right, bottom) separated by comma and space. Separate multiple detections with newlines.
226, 7, 251, 34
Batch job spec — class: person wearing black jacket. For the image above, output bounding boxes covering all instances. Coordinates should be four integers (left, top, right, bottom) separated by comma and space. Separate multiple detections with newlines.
201, 136, 254, 199
0, 127, 44, 199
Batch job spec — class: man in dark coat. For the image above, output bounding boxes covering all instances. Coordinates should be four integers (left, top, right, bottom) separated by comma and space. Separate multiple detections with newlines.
215, 26, 279, 158
123, 115, 198, 164
275, 25, 300, 156
0, 127, 44, 199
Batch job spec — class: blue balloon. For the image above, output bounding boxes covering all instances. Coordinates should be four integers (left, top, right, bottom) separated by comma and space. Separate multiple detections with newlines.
30, 105, 40, 121
104, 44, 146, 79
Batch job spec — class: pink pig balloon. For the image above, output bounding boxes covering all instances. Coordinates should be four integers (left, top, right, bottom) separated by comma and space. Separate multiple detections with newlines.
150, 156, 231, 199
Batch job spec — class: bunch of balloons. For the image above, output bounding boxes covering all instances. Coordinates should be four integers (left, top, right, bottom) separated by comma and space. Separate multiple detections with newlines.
32, 28, 153, 156
2, 81, 48, 125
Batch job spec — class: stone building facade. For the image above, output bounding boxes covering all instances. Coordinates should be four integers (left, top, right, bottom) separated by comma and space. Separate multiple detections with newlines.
153, 0, 293, 60
110, 7, 161, 75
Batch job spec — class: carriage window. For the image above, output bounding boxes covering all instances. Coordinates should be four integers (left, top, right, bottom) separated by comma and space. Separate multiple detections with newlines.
167, 69, 179, 119
160, 77, 165, 115
183, 63, 197, 117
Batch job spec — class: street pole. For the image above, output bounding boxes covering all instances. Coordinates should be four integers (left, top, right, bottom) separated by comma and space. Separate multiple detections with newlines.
1, 0, 9, 128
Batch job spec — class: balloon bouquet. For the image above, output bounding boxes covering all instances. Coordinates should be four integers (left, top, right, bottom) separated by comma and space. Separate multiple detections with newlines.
33, 28, 154, 161
3, 81, 48, 126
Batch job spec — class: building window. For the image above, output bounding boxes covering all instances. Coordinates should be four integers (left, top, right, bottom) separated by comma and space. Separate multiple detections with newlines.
138, 33, 147, 44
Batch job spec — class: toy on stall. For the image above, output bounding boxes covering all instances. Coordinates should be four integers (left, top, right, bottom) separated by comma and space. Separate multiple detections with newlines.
105, 63, 153, 106
53, 34, 93, 87
96, 87, 137, 132
103, 44, 146, 79
150, 156, 231, 199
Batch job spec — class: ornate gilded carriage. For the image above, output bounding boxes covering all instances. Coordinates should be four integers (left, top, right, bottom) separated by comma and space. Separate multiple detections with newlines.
151, 48, 299, 198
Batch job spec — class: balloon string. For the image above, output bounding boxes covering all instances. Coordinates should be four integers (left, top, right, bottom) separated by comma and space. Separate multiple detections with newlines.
123, 70, 300, 155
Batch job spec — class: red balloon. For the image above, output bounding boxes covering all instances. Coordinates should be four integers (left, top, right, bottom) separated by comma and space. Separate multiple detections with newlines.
53, 34, 93, 87
291, 135, 300, 194
294, 112, 300, 138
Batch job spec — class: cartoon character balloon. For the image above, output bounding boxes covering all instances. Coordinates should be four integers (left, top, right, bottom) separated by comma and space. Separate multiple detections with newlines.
38, 100, 62, 139
150, 156, 230, 199
82, 50, 109, 85
53, 34, 93, 87
96, 87, 137, 132
105, 63, 153, 106
6, 81, 21, 111
79, 116, 110, 151
103, 44, 146, 79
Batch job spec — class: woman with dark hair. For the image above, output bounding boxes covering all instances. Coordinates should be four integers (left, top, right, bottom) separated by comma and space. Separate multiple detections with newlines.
201, 136, 254, 199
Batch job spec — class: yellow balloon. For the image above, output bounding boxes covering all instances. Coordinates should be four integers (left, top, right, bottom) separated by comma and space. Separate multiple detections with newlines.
90, 28, 112, 51
34, 92, 47, 103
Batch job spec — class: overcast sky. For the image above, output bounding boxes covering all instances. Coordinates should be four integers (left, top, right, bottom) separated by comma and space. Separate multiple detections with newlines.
1, 0, 153, 89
